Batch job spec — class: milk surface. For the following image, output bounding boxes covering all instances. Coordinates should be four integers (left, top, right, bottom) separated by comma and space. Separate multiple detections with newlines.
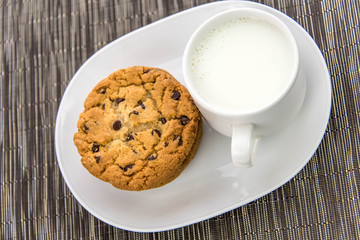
191, 17, 295, 113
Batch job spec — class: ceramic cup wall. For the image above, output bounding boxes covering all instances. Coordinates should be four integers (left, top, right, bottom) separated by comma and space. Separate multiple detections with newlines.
183, 8, 306, 167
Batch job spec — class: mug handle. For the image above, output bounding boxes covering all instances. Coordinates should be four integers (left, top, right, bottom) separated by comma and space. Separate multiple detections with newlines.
231, 123, 258, 168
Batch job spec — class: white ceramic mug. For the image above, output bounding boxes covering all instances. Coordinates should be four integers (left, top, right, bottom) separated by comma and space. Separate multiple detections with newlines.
183, 8, 306, 168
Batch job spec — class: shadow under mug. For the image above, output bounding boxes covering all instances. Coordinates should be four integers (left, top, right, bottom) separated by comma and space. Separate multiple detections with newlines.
183, 8, 306, 168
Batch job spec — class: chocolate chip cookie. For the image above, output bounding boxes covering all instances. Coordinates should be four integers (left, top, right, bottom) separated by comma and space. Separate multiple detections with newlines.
73, 66, 202, 191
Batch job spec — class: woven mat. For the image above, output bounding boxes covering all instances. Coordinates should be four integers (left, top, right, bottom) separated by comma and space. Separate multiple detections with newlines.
1, 0, 359, 239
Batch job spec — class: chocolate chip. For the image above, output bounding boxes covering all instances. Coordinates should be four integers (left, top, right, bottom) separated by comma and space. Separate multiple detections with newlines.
171, 91, 181, 100
178, 137, 183, 146
92, 143, 100, 152
138, 100, 145, 109
173, 135, 183, 146
160, 118, 167, 124
124, 164, 134, 171
115, 98, 125, 104
147, 155, 157, 161
133, 150, 138, 154
102, 104, 106, 110
95, 156, 101, 163
144, 69, 151, 73
180, 116, 190, 125
119, 164, 134, 172
151, 129, 161, 137
125, 134, 134, 141
84, 124, 89, 131
129, 110, 139, 117
113, 120, 122, 130
165, 142, 169, 147
99, 88, 106, 94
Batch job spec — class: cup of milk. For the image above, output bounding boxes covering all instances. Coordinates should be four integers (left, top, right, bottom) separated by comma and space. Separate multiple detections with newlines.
183, 8, 306, 168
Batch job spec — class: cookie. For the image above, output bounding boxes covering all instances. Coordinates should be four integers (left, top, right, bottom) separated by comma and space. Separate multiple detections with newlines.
73, 66, 202, 191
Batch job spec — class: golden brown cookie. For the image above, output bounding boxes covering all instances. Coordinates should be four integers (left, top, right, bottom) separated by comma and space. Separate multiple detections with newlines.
73, 66, 202, 191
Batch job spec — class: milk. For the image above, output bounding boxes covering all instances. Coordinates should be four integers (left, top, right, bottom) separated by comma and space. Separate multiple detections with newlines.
191, 17, 296, 113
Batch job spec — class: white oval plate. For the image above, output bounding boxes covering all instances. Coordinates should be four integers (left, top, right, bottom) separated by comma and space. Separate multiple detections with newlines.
55, 1, 331, 232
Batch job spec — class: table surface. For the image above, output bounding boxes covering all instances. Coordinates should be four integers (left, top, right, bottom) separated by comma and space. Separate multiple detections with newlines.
1, 0, 359, 239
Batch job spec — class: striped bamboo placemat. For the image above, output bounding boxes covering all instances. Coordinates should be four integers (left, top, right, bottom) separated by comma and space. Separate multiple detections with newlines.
1, 0, 359, 239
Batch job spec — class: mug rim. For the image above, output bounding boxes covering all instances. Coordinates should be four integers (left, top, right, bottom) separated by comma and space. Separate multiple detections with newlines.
182, 7, 300, 117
